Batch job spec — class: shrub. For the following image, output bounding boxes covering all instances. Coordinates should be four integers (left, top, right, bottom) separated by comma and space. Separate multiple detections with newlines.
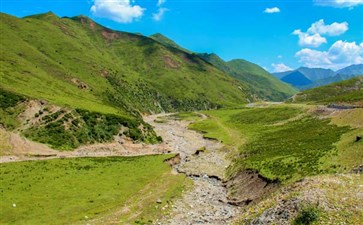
293, 206, 319, 225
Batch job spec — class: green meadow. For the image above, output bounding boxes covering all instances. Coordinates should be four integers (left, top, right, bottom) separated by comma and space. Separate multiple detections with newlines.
0, 155, 187, 225
188, 105, 354, 183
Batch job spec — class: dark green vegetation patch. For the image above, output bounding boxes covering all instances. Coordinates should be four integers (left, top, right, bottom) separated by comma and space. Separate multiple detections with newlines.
0, 155, 185, 225
0, 89, 25, 129
0, 88, 160, 150
23, 109, 160, 150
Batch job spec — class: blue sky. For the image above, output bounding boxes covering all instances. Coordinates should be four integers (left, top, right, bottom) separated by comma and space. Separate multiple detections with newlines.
1, 0, 363, 72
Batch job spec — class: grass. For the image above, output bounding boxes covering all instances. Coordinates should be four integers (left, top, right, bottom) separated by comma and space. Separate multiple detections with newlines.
0, 129, 12, 156
189, 105, 351, 183
0, 155, 188, 225
170, 112, 204, 121
236, 174, 363, 225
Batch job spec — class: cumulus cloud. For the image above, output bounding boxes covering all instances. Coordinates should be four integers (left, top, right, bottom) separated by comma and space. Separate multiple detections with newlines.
307, 19, 348, 36
90, 0, 145, 23
272, 63, 293, 72
295, 40, 363, 70
292, 29, 327, 48
157, 0, 166, 6
314, 0, 363, 8
153, 7, 168, 21
263, 7, 280, 13
292, 19, 348, 48
153, 0, 168, 21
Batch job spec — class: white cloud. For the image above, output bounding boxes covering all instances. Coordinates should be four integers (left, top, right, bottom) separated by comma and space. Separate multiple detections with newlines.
263, 7, 280, 13
307, 19, 348, 36
314, 0, 363, 8
278, 55, 283, 59
292, 19, 348, 48
295, 40, 363, 70
272, 63, 293, 72
90, 0, 145, 23
153, 7, 168, 21
292, 29, 327, 48
157, 0, 166, 6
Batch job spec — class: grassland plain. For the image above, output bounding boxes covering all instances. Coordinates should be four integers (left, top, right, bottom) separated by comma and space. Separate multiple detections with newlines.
0, 154, 189, 225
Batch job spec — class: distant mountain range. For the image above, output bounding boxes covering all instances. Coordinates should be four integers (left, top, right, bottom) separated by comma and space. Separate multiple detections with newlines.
273, 64, 363, 90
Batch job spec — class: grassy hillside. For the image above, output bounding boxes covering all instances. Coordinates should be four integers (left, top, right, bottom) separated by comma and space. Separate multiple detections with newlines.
187, 105, 354, 183
0, 88, 160, 150
198, 53, 297, 101
176, 104, 362, 223
292, 76, 363, 106
0, 12, 250, 118
0, 155, 188, 225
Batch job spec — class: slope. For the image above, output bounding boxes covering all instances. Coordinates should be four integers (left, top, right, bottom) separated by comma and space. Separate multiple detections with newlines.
198, 53, 297, 101
0, 12, 251, 116
292, 76, 363, 106
336, 64, 363, 76
296, 67, 335, 81
281, 71, 313, 87
150, 33, 192, 54
0, 12, 255, 149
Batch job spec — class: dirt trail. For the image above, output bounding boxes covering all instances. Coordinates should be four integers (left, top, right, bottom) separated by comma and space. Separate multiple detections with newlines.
0, 128, 170, 163
144, 114, 240, 225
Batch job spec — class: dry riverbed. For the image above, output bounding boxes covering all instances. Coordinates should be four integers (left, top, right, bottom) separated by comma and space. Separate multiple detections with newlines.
145, 114, 240, 225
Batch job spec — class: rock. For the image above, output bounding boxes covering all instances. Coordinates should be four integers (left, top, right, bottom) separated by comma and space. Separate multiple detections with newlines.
156, 199, 162, 204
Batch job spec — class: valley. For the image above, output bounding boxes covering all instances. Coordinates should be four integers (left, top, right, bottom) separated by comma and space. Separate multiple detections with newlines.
0, 8, 362, 225
1, 103, 362, 224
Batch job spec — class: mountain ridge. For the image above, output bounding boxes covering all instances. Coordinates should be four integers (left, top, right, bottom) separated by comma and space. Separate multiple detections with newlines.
273, 64, 363, 90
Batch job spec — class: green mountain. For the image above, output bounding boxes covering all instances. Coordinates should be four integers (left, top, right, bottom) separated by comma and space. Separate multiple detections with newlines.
291, 76, 363, 106
0, 12, 254, 114
0, 12, 257, 148
150, 33, 192, 54
198, 53, 298, 101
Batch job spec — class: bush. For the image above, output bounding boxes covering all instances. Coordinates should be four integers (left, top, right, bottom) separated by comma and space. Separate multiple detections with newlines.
293, 206, 319, 225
